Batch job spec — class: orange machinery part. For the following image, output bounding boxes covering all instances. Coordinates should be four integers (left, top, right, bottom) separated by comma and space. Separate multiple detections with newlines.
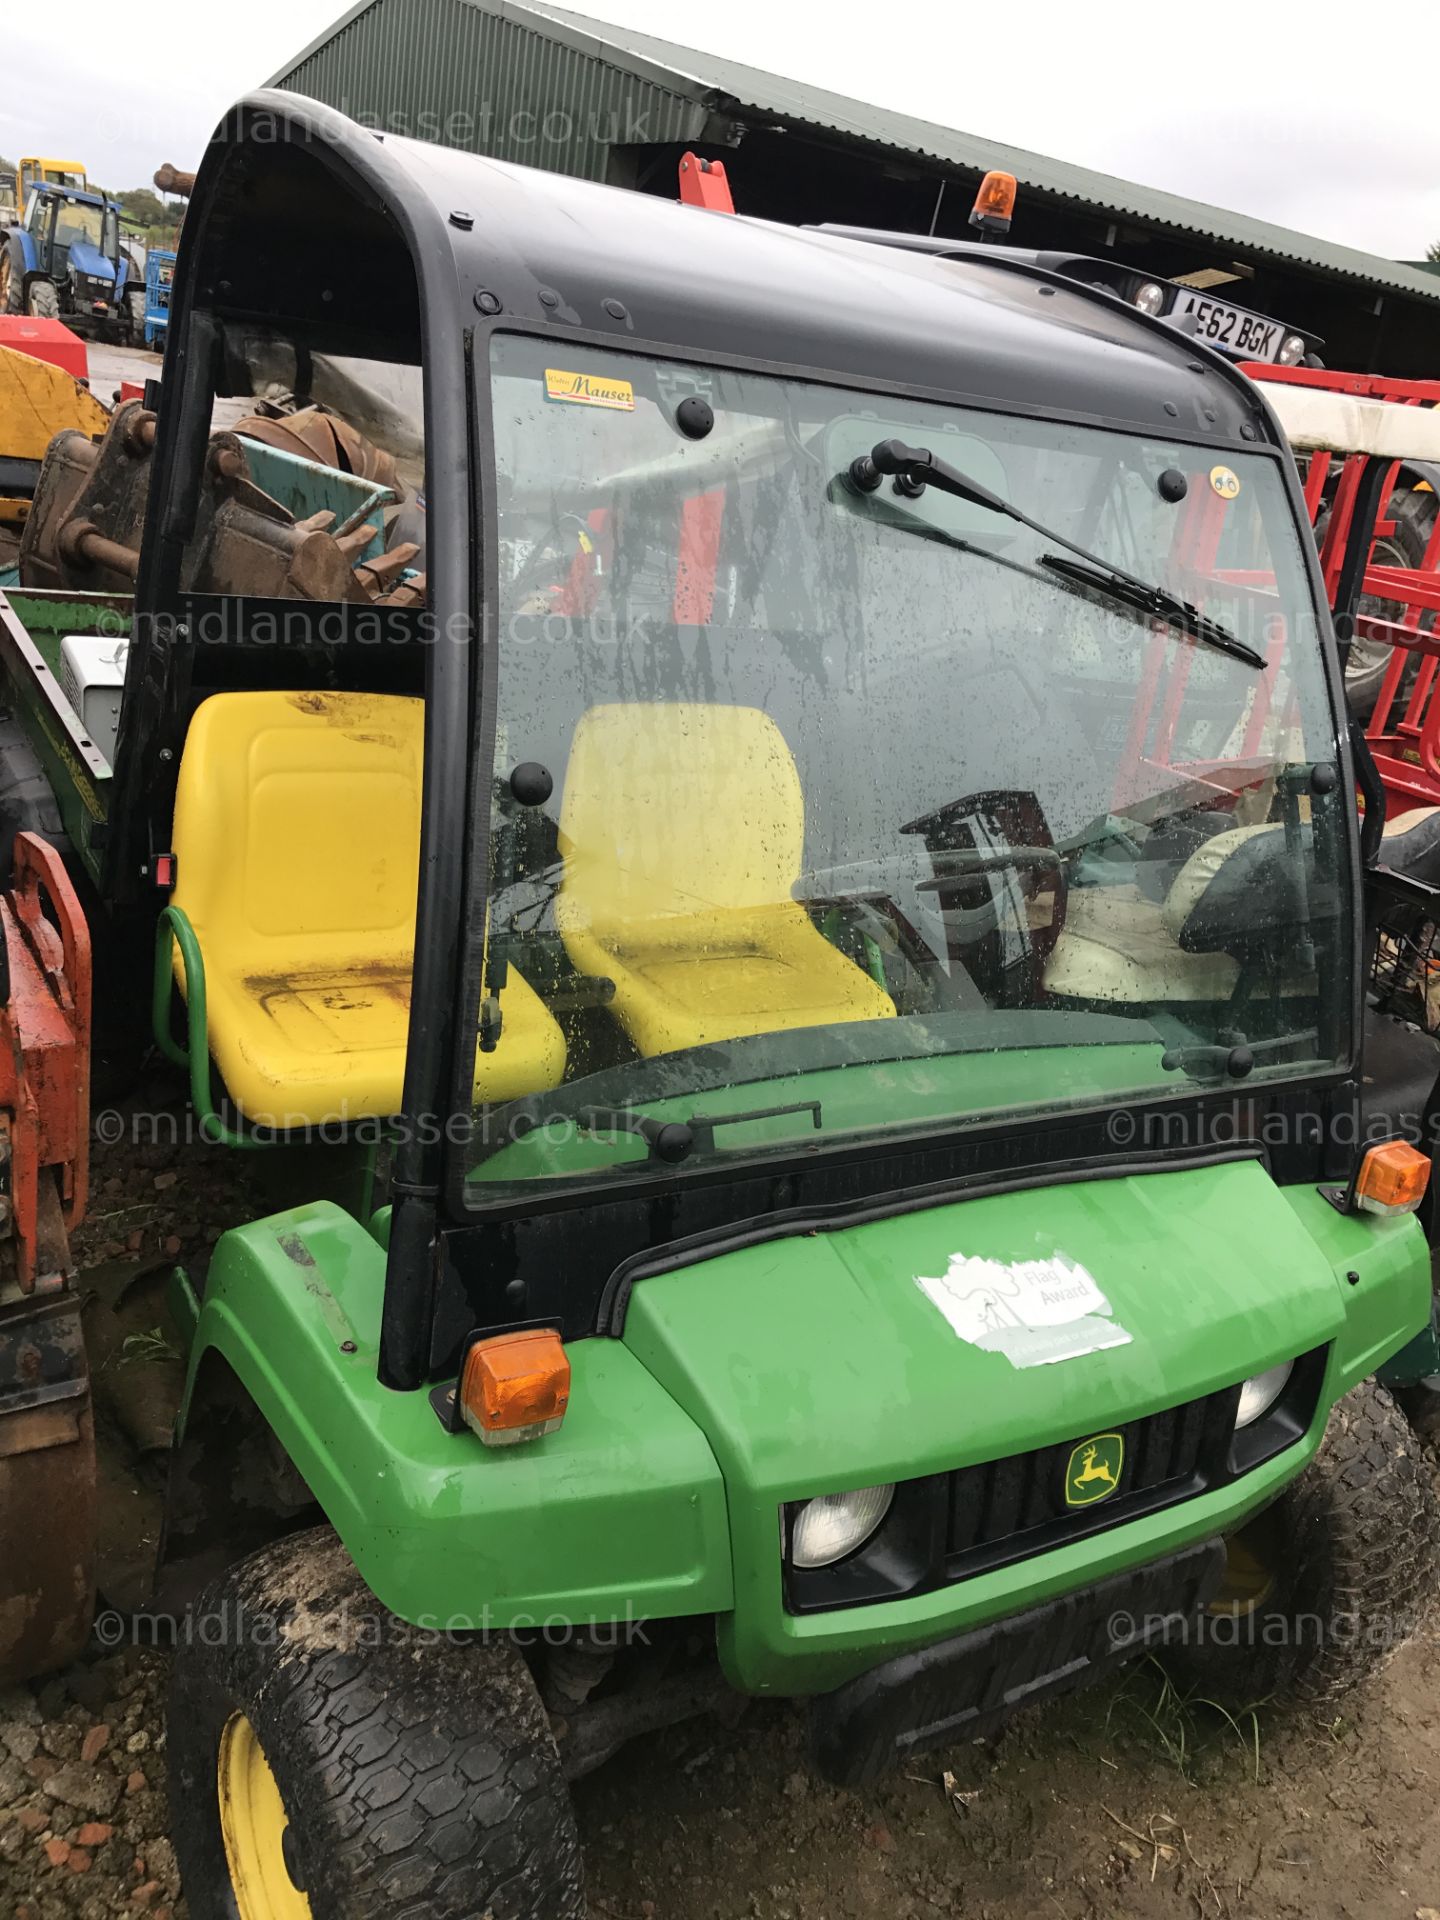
677, 151, 735, 215
0, 833, 92, 1291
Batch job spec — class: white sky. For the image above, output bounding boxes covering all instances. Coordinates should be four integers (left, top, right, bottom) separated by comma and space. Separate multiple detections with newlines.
6, 0, 1438, 261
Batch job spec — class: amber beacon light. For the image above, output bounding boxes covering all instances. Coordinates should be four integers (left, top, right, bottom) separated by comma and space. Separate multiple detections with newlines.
970, 170, 1018, 237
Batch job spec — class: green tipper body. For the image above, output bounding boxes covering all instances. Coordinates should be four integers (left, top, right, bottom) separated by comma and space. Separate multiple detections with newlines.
180, 1157, 1428, 1694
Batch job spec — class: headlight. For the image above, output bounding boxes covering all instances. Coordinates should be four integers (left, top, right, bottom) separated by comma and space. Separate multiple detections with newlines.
1277, 334, 1307, 366
1131, 281, 1166, 316
788, 1484, 895, 1568
1235, 1360, 1294, 1429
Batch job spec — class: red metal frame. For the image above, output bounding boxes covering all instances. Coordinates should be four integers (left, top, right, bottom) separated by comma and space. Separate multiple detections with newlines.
1245, 363, 1440, 824
1112, 461, 1293, 812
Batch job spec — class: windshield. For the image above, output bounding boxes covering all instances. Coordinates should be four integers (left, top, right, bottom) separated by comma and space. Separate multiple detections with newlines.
53, 199, 112, 259
461, 336, 1347, 1199
23, 164, 85, 198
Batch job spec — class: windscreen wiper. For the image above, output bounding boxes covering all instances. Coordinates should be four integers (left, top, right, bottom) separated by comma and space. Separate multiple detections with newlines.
1039, 554, 1265, 671
848, 439, 1265, 672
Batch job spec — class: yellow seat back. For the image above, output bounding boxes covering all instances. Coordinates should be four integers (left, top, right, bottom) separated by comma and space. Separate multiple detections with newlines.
555, 702, 897, 1056
168, 688, 568, 1123
171, 690, 423, 975
558, 702, 805, 928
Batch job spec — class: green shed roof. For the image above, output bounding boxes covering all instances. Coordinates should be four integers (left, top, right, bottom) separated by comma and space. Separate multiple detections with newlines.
273, 0, 1440, 306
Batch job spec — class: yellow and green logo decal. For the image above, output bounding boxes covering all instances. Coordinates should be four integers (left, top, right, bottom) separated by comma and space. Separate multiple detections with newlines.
1064, 1432, 1124, 1508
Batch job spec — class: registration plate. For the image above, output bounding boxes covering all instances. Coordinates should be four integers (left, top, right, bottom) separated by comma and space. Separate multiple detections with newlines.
1173, 291, 1285, 362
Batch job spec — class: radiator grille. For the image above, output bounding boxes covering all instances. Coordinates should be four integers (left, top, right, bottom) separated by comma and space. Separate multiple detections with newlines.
944, 1384, 1242, 1579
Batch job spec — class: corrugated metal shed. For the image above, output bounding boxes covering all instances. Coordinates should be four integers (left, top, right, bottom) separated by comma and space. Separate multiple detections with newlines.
271, 0, 1440, 305
270, 0, 707, 181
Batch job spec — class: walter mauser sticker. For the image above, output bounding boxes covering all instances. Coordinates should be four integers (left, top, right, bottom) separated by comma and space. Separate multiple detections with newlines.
915, 1250, 1132, 1369
545, 367, 635, 411
1209, 464, 1241, 501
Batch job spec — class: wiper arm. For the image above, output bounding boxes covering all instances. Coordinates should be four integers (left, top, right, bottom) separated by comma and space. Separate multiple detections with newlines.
1160, 1041, 1255, 1081
849, 439, 1264, 671
1159, 1028, 1319, 1081
828, 476, 1014, 569
576, 1107, 696, 1163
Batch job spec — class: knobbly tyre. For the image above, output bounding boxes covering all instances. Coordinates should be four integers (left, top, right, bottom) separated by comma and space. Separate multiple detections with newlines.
0, 95, 1437, 1920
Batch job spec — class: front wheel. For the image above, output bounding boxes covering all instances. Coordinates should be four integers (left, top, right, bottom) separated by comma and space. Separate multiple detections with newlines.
168, 1526, 586, 1920
1167, 1380, 1440, 1703
0, 252, 21, 314
25, 276, 59, 320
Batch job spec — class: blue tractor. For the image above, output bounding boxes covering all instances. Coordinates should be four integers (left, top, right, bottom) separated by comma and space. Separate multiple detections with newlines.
0, 184, 143, 342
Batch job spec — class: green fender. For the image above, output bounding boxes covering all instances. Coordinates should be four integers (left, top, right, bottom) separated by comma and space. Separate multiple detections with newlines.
178, 1201, 733, 1628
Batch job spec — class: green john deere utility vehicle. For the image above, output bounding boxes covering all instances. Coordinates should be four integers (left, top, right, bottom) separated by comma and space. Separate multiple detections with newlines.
1, 94, 1439, 1920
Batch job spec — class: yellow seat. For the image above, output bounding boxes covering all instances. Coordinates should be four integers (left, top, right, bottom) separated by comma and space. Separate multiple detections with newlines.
170, 690, 566, 1126
555, 702, 895, 1057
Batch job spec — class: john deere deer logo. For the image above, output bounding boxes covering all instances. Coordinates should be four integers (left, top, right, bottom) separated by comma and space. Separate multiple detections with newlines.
1064, 1433, 1124, 1508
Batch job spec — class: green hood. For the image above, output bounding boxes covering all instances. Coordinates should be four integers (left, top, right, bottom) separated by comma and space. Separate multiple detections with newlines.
624, 1158, 1429, 1694
623, 1158, 1353, 1496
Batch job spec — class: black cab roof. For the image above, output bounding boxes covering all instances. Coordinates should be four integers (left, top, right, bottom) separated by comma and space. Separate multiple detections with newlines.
185, 91, 1274, 449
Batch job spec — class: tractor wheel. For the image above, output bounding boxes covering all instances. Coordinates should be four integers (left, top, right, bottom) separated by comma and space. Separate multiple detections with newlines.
0, 253, 20, 315
25, 277, 59, 321
1342, 488, 1438, 722
124, 288, 145, 347
1166, 1380, 1439, 1704
168, 1526, 586, 1920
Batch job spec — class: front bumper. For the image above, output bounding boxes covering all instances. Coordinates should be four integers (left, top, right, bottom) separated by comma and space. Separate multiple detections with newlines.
732, 1407, 1323, 1694
810, 1538, 1223, 1786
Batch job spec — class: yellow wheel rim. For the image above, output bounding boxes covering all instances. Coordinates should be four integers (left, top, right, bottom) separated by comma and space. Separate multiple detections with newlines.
217, 1713, 314, 1920
1206, 1531, 1276, 1618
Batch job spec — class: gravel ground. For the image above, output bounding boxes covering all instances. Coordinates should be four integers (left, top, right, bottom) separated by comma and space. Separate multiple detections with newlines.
4, 1111, 1440, 1917
0, 1654, 178, 1920
573, 1638, 1440, 1920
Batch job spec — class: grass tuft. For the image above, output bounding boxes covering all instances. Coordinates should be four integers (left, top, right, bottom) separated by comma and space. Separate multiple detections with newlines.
1107, 1656, 1267, 1785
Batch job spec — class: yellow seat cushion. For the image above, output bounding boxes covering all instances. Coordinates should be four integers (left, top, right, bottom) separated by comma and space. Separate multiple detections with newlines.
555, 702, 895, 1057
170, 690, 565, 1125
